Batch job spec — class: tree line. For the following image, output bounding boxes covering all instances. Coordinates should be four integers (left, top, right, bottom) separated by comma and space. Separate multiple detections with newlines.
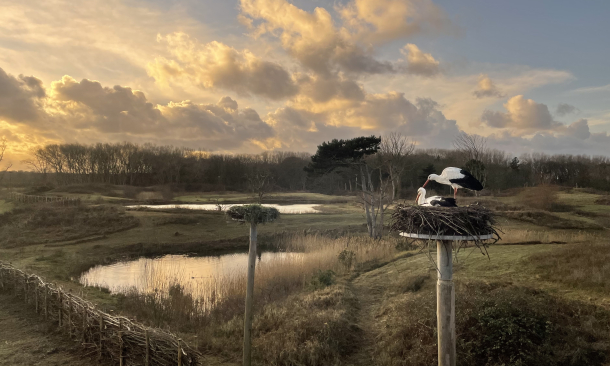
7, 137, 610, 194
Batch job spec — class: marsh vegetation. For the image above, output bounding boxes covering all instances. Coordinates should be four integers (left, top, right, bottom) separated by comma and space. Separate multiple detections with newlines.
1, 183, 610, 365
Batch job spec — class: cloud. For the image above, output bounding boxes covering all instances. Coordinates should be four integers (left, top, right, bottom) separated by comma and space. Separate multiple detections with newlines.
564, 118, 590, 140
266, 92, 460, 151
571, 83, 610, 94
239, 0, 398, 76
0, 0, 203, 88
0, 68, 46, 122
473, 74, 504, 98
337, 0, 454, 44
400, 44, 441, 76
159, 98, 275, 150
148, 33, 298, 100
555, 103, 578, 117
293, 73, 365, 112
480, 95, 559, 132
50, 76, 165, 134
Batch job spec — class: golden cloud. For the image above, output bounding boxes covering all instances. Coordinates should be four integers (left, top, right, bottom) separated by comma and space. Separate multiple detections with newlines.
148, 33, 298, 100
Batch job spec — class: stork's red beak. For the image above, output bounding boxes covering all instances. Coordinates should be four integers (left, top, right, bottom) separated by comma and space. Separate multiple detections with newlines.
422, 179, 429, 188
415, 193, 420, 203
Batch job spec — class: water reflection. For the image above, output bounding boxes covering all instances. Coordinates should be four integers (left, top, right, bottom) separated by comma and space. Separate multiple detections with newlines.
125, 203, 321, 214
79, 252, 304, 299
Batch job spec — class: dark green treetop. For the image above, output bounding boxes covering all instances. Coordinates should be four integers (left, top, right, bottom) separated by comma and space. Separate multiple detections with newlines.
305, 136, 381, 176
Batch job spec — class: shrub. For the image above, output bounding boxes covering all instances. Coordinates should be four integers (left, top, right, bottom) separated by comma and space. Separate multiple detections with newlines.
374, 281, 610, 366
309, 270, 335, 290
519, 185, 570, 212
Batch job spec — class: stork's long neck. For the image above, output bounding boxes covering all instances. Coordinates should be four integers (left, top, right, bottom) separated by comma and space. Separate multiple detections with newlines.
417, 189, 426, 205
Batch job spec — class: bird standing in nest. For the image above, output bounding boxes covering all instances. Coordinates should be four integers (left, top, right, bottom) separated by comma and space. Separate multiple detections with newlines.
423, 167, 483, 199
415, 187, 457, 207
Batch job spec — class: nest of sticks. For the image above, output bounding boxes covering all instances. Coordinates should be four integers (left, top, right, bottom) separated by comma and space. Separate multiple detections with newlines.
390, 204, 501, 254
226, 204, 280, 224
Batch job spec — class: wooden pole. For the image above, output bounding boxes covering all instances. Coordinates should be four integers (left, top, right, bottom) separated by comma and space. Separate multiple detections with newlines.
34, 283, 38, 313
82, 306, 87, 342
23, 276, 27, 304
68, 296, 72, 337
145, 330, 150, 366
99, 313, 104, 359
119, 320, 124, 366
58, 290, 62, 328
44, 284, 48, 320
243, 223, 257, 366
437, 240, 455, 366
178, 338, 182, 366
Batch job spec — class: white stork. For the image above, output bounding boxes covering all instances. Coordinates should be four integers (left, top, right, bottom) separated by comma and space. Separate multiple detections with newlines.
415, 187, 457, 207
423, 167, 483, 199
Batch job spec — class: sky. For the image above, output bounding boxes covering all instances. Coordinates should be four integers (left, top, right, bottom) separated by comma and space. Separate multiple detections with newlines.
1, 0, 609, 170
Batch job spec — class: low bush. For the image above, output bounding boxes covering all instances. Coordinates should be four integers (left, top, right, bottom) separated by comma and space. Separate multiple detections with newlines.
594, 196, 610, 205
309, 270, 335, 290
374, 281, 610, 366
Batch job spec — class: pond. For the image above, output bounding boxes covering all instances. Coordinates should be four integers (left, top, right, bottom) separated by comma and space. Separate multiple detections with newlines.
79, 252, 305, 307
126, 203, 321, 214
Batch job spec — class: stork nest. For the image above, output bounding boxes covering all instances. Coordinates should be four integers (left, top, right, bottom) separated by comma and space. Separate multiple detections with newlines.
226, 204, 280, 225
390, 204, 501, 242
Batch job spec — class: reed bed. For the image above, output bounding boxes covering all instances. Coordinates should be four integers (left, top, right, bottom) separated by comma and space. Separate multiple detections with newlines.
113, 233, 401, 331
0, 262, 200, 366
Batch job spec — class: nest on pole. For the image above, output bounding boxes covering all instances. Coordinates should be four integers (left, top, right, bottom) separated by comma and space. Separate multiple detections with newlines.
390, 204, 501, 255
225, 204, 280, 225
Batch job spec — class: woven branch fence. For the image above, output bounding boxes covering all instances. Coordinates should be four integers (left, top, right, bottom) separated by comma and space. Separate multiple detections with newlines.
7, 191, 80, 206
0, 262, 200, 366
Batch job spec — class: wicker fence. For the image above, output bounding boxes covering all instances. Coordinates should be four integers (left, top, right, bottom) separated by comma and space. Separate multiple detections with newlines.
0, 263, 200, 366
6, 191, 80, 205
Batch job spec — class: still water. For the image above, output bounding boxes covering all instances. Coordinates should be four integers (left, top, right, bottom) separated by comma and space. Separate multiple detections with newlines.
126, 203, 321, 214
79, 252, 305, 298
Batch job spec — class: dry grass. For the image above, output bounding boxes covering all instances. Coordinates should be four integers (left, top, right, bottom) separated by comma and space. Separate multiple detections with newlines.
373, 280, 610, 366
499, 228, 603, 244
529, 242, 610, 292
518, 185, 561, 211
501, 210, 604, 230
113, 233, 401, 362
0, 204, 139, 248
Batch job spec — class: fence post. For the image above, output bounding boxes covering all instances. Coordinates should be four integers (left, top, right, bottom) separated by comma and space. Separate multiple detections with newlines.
24, 276, 28, 304
145, 330, 150, 366
99, 313, 104, 359
68, 296, 72, 337
82, 306, 87, 342
44, 284, 48, 320
178, 338, 183, 366
34, 282, 38, 313
119, 320, 124, 366
58, 290, 62, 328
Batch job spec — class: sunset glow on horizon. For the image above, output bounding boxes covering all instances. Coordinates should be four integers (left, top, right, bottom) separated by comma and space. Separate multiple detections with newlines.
1, 0, 609, 169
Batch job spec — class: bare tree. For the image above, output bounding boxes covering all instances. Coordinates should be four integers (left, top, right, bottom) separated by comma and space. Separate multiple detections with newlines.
379, 132, 415, 201
246, 169, 274, 204
0, 138, 12, 184
452, 132, 488, 163
453, 132, 489, 192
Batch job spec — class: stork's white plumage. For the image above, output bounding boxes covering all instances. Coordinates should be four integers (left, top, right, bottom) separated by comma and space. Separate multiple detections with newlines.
423, 167, 483, 198
415, 187, 457, 207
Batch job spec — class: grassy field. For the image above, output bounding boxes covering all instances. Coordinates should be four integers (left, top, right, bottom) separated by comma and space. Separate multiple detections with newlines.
1, 186, 609, 365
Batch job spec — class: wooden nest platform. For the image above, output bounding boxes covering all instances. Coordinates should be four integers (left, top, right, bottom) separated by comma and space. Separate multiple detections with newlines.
226, 204, 280, 224
390, 204, 501, 243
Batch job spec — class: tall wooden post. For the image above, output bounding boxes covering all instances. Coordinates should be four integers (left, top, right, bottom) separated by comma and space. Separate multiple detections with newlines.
437, 240, 455, 366
242, 224, 257, 366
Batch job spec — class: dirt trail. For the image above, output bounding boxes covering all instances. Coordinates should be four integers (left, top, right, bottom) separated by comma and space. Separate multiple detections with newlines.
0, 294, 96, 366
344, 260, 409, 366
